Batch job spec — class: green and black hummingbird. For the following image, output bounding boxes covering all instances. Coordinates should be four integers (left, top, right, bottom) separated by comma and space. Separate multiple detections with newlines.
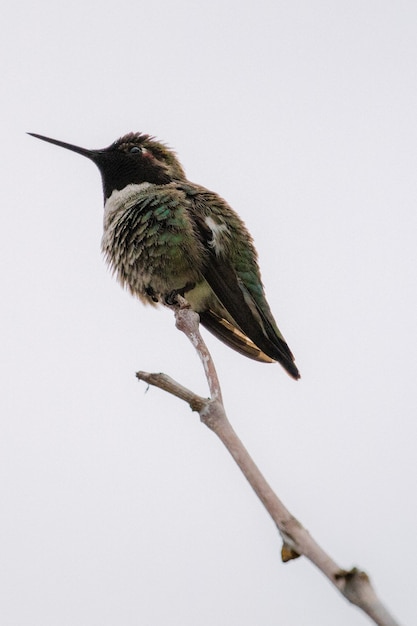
29, 132, 300, 379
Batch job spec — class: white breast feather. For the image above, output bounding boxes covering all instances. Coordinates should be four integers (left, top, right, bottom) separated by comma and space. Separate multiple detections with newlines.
104, 182, 154, 218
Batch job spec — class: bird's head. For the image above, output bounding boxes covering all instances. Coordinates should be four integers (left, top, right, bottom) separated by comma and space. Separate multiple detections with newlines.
28, 132, 186, 199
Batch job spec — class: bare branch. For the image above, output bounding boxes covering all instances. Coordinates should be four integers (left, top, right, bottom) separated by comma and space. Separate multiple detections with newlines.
136, 305, 401, 626
174, 297, 223, 403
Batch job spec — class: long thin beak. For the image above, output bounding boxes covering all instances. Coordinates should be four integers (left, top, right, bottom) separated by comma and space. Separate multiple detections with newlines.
27, 133, 97, 160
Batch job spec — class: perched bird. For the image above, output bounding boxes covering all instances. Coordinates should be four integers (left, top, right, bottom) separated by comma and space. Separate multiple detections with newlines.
29, 132, 300, 379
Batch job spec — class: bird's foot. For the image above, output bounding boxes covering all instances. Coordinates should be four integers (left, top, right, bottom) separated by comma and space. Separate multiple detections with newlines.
145, 286, 159, 303
164, 282, 195, 306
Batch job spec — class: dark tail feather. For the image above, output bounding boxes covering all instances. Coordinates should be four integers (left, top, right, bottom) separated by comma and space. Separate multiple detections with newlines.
199, 309, 300, 379
202, 263, 300, 379
199, 310, 274, 363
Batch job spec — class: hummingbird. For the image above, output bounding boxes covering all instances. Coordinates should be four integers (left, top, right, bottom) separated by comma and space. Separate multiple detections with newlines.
29, 131, 300, 379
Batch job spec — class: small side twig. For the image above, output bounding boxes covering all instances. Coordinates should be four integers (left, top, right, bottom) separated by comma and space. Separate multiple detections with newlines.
137, 372, 208, 412
136, 304, 400, 626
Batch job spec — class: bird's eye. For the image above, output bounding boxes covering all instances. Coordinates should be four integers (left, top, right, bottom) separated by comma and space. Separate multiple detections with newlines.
130, 146, 142, 154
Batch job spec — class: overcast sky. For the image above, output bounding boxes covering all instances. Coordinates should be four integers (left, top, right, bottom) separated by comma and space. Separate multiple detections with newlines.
2, 1, 416, 625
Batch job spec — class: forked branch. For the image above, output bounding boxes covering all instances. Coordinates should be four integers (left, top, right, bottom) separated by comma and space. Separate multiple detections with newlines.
136, 304, 400, 626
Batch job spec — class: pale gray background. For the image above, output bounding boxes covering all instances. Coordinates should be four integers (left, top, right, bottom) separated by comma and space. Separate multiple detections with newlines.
2, 1, 416, 625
